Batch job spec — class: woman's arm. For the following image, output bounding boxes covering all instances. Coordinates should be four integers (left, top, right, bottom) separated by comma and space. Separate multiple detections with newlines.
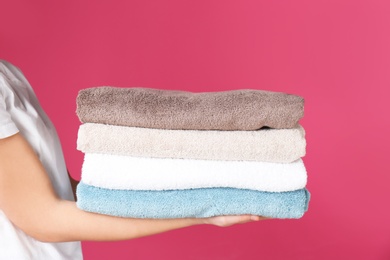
0, 133, 264, 243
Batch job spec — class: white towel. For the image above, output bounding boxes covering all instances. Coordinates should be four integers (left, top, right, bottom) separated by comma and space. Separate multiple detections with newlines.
77, 123, 306, 163
81, 153, 307, 192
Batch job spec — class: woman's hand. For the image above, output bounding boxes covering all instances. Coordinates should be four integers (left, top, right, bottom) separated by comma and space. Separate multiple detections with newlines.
203, 215, 268, 227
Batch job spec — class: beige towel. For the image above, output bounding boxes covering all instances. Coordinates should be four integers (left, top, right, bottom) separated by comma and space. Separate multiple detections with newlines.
77, 123, 306, 163
76, 87, 304, 130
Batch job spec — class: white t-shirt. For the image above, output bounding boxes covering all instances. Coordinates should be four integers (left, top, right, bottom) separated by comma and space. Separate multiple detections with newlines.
0, 60, 83, 259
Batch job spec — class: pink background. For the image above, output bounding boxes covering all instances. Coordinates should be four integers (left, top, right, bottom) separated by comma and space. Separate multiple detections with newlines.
1, 0, 389, 259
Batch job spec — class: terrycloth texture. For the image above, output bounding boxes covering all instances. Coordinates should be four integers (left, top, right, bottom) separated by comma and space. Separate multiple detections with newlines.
81, 153, 307, 192
76, 87, 304, 130
77, 123, 306, 163
76, 182, 310, 219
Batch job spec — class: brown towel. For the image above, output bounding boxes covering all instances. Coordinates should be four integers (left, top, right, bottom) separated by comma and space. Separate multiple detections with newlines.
76, 87, 304, 130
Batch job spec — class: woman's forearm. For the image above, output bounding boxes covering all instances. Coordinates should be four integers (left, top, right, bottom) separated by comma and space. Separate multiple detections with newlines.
34, 199, 204, 242
0, 133, 262, 243
17, 197, 262, 243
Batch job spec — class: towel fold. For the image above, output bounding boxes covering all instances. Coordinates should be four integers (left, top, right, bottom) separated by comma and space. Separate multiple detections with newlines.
81, 153, 307, 192
76, 87, 304, 130
76, 182, 310, 219
77, 123, 306, 163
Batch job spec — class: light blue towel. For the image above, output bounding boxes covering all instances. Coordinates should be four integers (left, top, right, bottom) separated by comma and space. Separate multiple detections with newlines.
76, 182, 310, 219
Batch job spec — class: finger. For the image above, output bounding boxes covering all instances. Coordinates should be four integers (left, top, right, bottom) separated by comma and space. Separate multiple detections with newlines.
249, 215, 270, 221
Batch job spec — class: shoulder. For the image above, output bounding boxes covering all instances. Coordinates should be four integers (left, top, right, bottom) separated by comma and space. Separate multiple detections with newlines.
0, 59, 22, 74
0, 60, 22, 139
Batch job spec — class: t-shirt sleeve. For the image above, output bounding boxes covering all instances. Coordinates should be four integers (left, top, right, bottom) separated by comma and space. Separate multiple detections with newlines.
0, 89, 19, 139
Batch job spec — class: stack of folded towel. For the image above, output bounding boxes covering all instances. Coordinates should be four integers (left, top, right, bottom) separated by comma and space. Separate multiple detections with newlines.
75, 87, 310, 219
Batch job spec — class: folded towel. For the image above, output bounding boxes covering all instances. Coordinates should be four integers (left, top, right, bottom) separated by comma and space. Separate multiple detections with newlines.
81, 153, 307, 192
77, 123, 306, 163
76, 87, 304, 130
76, 182, 310, 219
